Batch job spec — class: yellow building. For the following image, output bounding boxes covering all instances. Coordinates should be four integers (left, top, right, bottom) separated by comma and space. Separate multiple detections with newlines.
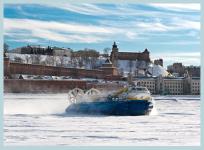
163, 78, 184, 95
136, 77, 156, 94
135, 76, 200, 95
190, 77, 200, 95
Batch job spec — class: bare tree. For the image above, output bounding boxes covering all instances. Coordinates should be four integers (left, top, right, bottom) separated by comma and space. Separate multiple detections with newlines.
78, 57, 84, 68
128, 60, 133, 73
40, 61, 46, 66
90, 57, 98, 69
44, 55, 49, 65
71, 48, 100, 69
45, 55, 54, 66
30, 54, 35, 64
58, 55, 64, 67
31, 54, 41, 64
14, 56, 23, 63
4, 43, 9, 56
37, 54, 42, 64
25, 55, 30, 64
103, 47, 111, 58
53, 55, 57, 66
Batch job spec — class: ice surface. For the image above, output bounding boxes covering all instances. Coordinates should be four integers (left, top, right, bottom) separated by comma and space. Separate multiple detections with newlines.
4, 94, 200, 146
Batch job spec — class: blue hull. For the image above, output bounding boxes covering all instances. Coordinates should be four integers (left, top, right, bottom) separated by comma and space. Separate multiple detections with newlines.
65, 100, 153, 116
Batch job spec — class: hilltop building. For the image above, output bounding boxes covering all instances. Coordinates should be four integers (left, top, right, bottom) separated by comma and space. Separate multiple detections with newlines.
110, 42, 150, 66
9, 45, 71, 57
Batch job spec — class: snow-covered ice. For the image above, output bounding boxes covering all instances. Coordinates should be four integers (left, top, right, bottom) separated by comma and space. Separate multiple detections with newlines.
4, 93, 200, 146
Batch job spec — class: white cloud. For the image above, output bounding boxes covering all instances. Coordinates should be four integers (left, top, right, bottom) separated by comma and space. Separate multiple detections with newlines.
136, 22, 170, 32
7, 38, 40, 43
44, 3, 109, 16
152, 52, 200, 58
126, 32, 137, 39
4, 3, 200, 46
5, 18, 150, 44
151, 52, 200, 68
150, 3, 200, 11
149, 41, 200, 45
43, 2, 200, 22
172, 19, 200, 30
4, 18, 119, 34
136, 19, 200, 33
4, 18, 125, 43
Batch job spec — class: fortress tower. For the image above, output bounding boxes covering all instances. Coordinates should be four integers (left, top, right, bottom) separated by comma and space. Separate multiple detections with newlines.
100, 58, 118, 76
110, 41, 119, 67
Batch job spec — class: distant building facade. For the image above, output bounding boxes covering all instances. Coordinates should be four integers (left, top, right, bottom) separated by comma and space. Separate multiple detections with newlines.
4, 55, 200, 95
167, 63, 185, 77
136, 77, 156, 94
10, 45, 71, 57
52, 47, 71, 56
190, 77, 200, 95
135, 75, 200, 95
110, 42, 151, 66
163, 78, 184, 95
185, 66, 200, 77
167, 63, 200, 77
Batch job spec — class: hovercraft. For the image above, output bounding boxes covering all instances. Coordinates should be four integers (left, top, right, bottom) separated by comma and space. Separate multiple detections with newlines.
65, 86, 154, 116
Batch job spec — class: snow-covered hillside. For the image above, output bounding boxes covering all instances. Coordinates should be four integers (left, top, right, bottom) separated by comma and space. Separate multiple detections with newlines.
6, 53, 106, 69
6, 53, 169, 77
148, 64, 169, 77
117, 60, 169, 77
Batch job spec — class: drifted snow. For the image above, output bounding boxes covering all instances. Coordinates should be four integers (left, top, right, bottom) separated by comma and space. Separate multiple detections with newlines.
148, 64, 169, 77
117, 60, 169, 77
4, 93, 200, 146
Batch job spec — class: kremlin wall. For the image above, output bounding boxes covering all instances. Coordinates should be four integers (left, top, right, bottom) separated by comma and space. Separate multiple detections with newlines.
4, 42, 150, 93
3, 42, 200, 94
4, 57, 123, 93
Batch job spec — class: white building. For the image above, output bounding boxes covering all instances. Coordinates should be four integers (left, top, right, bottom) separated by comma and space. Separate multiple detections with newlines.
136, 77, 156, 94
163, 78, 184, 95
190, 77, 200, 95
135, 76, 200, 95
52, 47, 72, 57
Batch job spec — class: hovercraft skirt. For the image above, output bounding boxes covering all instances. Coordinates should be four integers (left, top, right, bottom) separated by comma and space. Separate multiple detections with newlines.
66, 100, 153, 116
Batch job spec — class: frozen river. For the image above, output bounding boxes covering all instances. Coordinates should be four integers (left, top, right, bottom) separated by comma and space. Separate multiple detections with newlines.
4, 94, 200, 146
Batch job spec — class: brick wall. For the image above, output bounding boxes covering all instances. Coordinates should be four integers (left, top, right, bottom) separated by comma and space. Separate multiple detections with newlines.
4, 79, 124, 93
7, 62, 104, 78
4, 79, 87, 93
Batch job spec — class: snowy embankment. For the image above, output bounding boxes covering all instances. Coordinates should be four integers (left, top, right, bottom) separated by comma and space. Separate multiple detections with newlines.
153, 95, 200, 101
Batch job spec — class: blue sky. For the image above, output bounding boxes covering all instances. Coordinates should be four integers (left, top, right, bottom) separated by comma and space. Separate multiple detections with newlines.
4, 3, 200, 67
